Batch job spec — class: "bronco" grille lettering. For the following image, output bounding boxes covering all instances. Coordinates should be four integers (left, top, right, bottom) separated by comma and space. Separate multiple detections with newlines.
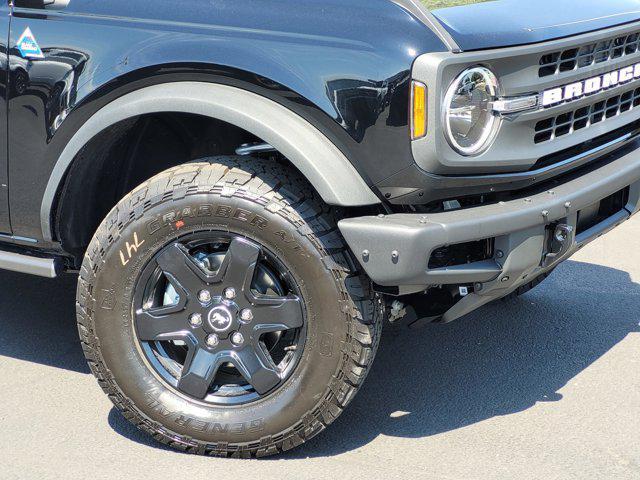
542, 62, 640, 107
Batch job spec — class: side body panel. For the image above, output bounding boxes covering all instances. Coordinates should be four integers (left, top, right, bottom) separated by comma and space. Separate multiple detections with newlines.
7, 0, 446, 245
0, 4, 10, 235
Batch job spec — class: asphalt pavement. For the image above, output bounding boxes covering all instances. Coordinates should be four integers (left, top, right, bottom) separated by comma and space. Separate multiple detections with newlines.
1, 216, 640, 479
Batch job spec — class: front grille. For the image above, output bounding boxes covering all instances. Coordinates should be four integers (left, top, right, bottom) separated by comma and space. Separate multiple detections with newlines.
413, 20, 640, 195
532, 117, 640, 171
534, 86, 640, 143
539, 31, 640, 78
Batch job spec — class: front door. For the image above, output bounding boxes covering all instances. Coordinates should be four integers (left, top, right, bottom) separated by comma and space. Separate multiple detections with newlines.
0, 2, 11, 235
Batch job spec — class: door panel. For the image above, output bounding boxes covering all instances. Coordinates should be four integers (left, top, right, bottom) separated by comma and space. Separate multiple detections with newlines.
0, 3, 10, 234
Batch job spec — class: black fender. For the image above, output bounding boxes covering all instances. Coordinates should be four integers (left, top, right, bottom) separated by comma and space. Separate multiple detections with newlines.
7, 0, 446, 243
40, 81, 381, 240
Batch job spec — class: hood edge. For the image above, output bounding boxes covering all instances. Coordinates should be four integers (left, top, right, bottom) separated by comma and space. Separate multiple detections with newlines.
390, 0, 462, 52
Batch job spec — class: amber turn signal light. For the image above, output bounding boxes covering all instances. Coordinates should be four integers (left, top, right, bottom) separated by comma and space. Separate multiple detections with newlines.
411, 81, 427, 140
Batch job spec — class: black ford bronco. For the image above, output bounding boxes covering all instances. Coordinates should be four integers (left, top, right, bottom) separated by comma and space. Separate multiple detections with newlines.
3, 0, 640, 457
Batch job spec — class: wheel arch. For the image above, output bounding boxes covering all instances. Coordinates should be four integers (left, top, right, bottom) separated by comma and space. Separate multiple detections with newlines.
41, 81, 381, 242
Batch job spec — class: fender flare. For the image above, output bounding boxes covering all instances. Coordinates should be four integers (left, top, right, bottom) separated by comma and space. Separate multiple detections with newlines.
41, 82, 381, 241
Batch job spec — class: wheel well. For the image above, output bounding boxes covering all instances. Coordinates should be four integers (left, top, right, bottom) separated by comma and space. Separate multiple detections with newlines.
54, 112, 281, 260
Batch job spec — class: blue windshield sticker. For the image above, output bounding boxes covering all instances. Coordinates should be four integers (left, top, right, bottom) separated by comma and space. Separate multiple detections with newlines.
16, 27, 44, 59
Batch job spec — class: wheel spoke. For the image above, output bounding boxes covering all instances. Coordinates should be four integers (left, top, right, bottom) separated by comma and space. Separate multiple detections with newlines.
177, 347, 227, 399
135, 308, 190, 341
156, 243, 213, 292
232, 346, 281, 395
218, 238, 261, 294
251, 295, 304, 333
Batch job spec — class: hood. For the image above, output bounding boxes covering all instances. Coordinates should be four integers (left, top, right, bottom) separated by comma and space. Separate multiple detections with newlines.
428, 0, 640, 51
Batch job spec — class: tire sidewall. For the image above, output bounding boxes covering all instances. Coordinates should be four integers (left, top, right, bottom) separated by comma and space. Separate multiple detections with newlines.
88, 190, 348, 444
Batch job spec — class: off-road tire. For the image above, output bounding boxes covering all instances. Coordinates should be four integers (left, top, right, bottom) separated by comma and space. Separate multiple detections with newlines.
76, 156, 382, 457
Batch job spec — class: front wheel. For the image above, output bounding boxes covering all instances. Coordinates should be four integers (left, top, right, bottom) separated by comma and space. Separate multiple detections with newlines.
76, 157, 381, 457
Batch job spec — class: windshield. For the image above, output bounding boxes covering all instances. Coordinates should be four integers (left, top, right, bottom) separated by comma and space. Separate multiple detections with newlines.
421, 0, 492, 10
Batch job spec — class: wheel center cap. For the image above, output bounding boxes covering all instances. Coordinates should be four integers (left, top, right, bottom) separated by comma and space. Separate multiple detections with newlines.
207, 305, 234, 332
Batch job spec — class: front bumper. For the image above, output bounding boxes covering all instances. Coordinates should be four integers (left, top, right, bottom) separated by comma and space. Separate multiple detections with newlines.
339, 142, 640, 322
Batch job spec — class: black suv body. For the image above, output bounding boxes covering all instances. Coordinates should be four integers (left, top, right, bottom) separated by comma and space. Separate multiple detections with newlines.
2, 0, 640, 457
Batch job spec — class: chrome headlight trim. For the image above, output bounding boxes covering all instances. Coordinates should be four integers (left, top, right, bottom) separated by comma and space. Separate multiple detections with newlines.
443, 66, 503, 157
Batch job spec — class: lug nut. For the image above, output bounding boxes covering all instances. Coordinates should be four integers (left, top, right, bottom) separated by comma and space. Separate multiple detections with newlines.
240, 308, 253, 323
231, 332, 245, 346
198, 289, 212, 303
189, 313, 203, 327
223, 287, 236, 300
205, 334, 219, 348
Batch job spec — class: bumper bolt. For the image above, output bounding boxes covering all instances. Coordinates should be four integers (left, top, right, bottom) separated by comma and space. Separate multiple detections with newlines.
240, 308, 253, 323
205, 334, 219, 348
223, 287, 236, 300
198, 290, 212, 303
496, 250, 504, 259
189, 313, 203, 327
231, 332, 245, 346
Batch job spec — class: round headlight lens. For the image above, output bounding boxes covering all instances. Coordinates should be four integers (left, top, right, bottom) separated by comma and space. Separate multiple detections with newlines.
443, 67, 501, 156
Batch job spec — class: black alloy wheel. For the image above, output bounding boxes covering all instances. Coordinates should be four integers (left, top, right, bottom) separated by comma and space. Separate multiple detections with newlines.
134, 232, 306, 405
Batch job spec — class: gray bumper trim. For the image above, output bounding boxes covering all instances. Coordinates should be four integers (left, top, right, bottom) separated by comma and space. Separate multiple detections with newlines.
339, 142, 640, 293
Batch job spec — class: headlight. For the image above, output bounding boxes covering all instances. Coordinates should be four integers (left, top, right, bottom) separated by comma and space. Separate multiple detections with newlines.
443, 66, 501, 156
